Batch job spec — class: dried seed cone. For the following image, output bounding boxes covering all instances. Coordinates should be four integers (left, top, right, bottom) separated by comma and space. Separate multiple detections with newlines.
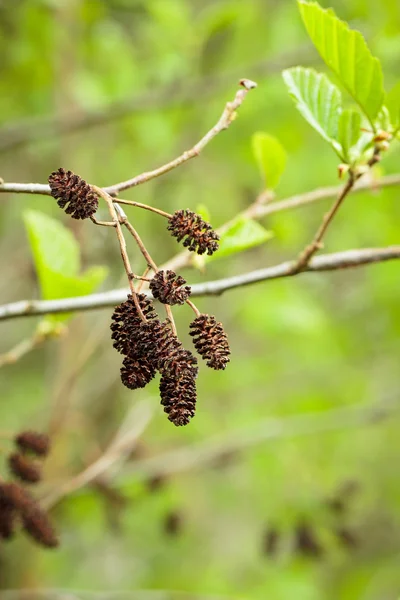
140, 320, 198, 378
120, 355, 156, 390
0, 483, 59, 548
8, 453, 41, 484
150, 270, 191, 305
159, 370, 197, 426
111, 294, 158, 357
189, 314, 230, 370
0, 487, 16, 540
15, 431, 50, 457
0, 482, 35, 512
167, 209, 219, 256
48, 168, 98, 220
22, 508, 59, 548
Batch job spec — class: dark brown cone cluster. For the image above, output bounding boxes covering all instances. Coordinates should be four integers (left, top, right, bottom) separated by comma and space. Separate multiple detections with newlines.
111, 296, 198, 426
189, 314, 230, 370
16, 431, 50, 457
111, 294, 158, 357
0, 483, 58, 548
48, 168, 98, 220
150, 270, 191, 305
0, 431, 58, 548
167, 209, 219, 256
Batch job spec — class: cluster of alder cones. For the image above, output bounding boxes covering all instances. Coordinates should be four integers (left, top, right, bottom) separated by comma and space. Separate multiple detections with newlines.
49, 168, 231, 426
0, 431, 58, 548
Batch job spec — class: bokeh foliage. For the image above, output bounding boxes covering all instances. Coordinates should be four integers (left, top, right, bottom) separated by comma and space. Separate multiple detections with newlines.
1, 0, 400, 598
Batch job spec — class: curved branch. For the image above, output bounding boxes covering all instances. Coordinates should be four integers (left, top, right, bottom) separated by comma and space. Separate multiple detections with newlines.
0, 78, 256, 197
1, 246, 399, 321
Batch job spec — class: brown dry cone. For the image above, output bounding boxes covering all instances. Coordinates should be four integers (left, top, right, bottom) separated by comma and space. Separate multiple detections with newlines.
138, 319, 199, 378
0, 482, 58, 548
150, 270, 191, 305
0, 486, 17, 540
167, 209, 219, 256
189, 314, 230, 370
48, 168, 98, 220
22, 508, 59, 549
0, 482, 37, 512
15, 431, 50, 457
120, 355, 156, 390
294, 522, 324, 558
110, 294, 158, 357
8, 452, 41, 484
159, 370, 197, 426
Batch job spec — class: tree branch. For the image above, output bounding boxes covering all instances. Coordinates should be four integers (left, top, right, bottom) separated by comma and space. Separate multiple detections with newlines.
1, 246, 399, 321
118, 397, 399, 482
0, 78, 256, 198
0, 47, 312, 155
42, 397, 400, 509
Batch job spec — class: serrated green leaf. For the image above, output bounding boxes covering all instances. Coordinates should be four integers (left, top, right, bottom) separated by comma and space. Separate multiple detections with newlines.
24, 211, 108, 318
208, 216, 273, 261
337, 109, 362, 162
385, 81, 400, 131
282, 67, 344, 157
251, 132, 287, 189
298, 1, 385, 125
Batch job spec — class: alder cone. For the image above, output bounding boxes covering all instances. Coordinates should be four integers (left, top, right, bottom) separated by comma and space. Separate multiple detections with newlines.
110, 294, 158, 357
167, 209, 219, 256
8, 453, 41, 484
189, 314, 230, 370
22, 508, 59, 548
150, 270, 191, 305
48, 168, 98, 220
0, 487, 16, 540
15, 431, 50, 457
120, 355, 156, 390
159, 371, 197, 426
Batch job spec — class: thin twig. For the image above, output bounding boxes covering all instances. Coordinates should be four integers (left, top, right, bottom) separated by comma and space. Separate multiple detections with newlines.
0, 334, 45, 368
42, 400, 154, 510
1, 246, 399, 321
290, 150, 382, 273
291, 173, 356, 273
102, 78, 257, 196
186, 299, 201, 317
0, 79, 256, 198
93, 186, 145, 320
115, 205, 180, 335
116, 198, 172, 219
122, 219, 158, 272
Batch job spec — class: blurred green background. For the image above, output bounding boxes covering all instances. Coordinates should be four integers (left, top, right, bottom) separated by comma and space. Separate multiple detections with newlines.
1, 0, 400, 598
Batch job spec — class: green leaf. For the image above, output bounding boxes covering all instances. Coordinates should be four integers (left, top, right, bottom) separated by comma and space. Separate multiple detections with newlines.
208, 216, 273, 261
298, 1, 385, 125
251, 132, 287, 189
195, 203, 211, 224
385, 81, 400, 130
282, 67, 343, 157
24, 210, 108, 314
337, 109, 362, 162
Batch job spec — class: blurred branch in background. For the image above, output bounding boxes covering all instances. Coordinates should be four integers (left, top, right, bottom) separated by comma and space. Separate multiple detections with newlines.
43, 396, 400, 510
0, 46, 312, 156
42, 400, 154, 510
0, 78, 257, 197
1, 246, 399, 321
